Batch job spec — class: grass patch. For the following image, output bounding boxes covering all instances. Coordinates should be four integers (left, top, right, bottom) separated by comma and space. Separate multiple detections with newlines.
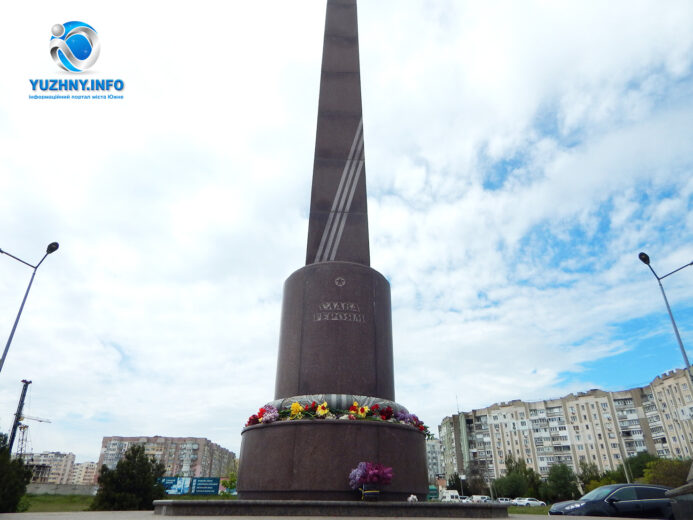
22, 494, 94, 512
21, 493, 234, 512
164, 494, 237, 500
508, 505, 550, 515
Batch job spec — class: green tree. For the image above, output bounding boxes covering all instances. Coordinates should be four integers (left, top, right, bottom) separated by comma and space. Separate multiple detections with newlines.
494, 471, 528, 498
642, 459, 691, 488
577, 461, 600, 491
500, 455, 542, 498
0, 433, 33, 513
90, 444, 166, 510
546, 463, 580, 502
221, 468, 238, 495
624, 452, 659, 481
582, 464, 628, 493
446, 472, 462, 493
505, 454, 527, 475
465, 459, 490, 495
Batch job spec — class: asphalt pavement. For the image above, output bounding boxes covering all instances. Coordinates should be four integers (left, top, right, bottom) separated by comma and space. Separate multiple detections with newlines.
0, 513, 642, 520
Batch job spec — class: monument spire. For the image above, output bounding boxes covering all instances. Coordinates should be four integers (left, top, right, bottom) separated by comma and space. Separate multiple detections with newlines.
306, 0, 370, 266
237, 0, 428, 502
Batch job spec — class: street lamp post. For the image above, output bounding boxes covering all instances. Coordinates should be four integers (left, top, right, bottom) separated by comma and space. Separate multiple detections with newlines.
638, 252, 693, 382
0, 242, 59, 375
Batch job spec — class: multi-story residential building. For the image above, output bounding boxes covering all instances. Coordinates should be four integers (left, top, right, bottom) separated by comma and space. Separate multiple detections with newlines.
69, 461, 99, 485
97, 436, 236, 478
425, 438, 444, 484
22, 452, 76, 484
439, 369, 693, 482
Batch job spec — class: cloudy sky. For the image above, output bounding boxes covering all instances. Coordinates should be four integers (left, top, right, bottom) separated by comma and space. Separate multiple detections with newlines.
1, 1, 692, 463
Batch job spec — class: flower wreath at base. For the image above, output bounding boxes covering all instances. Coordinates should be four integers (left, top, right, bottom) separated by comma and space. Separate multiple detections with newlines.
245, 399, 431, 438
349, 461, 393, 495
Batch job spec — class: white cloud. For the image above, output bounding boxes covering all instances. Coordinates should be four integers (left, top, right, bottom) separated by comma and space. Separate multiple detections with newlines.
0, 0, 692, 461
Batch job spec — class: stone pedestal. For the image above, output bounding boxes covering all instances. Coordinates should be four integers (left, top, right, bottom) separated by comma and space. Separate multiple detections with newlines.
275, 262, 394, 400
237, 420, 428, 501
237, 261, 428, 501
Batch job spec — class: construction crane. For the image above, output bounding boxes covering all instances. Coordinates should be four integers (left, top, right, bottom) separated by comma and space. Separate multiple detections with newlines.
8, 380, 51, 455
17, 424, 30, 457
19, 414, 51, 424
8, 379, 31, 453
16, 414, 52, 457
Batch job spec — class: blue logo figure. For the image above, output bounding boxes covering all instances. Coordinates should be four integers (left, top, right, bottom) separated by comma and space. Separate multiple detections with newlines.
49, 21, 100, 72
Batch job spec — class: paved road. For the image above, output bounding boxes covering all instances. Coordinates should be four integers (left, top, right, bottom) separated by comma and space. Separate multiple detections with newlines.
0, 514, 642, 520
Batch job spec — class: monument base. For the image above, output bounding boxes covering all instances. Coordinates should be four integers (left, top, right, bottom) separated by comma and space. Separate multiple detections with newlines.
237, 419, 428, 501
154, 500, 510, 517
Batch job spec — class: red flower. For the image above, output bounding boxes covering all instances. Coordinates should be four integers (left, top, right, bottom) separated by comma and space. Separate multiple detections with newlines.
348, 414, 356, 420
380, 406, 394, 420
372, 404, 380, 411
257, 407, 266, 419
245, 414, 260, 426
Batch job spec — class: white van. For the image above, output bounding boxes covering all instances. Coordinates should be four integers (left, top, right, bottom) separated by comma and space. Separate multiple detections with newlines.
440, 490, 460, 502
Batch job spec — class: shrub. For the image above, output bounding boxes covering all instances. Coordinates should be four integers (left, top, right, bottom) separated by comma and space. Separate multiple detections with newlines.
0, 433, 33, 513
90, 444, 165, 510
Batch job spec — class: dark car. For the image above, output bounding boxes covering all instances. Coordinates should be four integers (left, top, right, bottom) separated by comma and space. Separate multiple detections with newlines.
549, 483, 673, 518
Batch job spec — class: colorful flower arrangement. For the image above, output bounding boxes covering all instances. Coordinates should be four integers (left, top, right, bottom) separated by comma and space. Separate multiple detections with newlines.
244, 400, 431, 437
348, 461, 393, 490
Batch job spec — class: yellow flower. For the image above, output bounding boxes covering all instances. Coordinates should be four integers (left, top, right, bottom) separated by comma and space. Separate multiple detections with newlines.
358, 405, 369, 418
316, 401, 329, 417
349, 401, 359, 414
290, 402, 304, 417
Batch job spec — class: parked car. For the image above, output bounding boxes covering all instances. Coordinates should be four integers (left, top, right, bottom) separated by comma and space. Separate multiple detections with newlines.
513, 497, 546, 506
459, 496, 471, 503
548, 483, 673, 518
440, 489, 460, 502
497, 497, 512, 505
471, 495, 491, 503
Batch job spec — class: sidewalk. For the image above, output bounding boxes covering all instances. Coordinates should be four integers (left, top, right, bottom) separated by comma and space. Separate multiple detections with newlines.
0, 514, 640, 520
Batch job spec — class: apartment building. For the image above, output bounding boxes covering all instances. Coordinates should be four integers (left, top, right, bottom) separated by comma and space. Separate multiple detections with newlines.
426, 438, 445, 484
97, 436, 236, 478
22, 452, 76, 484
439, 369, 693, 482
69, 461, 99, 485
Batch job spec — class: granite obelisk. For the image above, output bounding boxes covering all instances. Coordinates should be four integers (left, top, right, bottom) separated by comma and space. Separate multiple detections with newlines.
237, 0, 427, 501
